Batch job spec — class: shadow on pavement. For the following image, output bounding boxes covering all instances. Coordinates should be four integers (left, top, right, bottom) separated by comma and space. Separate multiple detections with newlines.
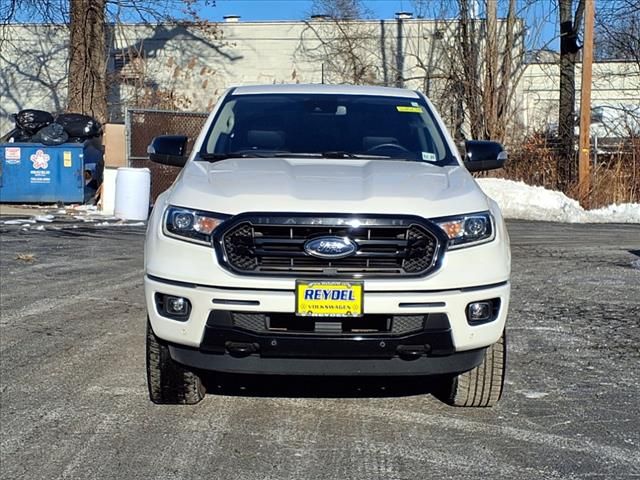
203, 372, 444, 400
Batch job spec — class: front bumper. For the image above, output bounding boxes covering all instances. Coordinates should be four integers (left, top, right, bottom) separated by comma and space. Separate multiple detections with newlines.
168, 309, 486, 375
145, 275, 510, 375
169, 344, 486, 376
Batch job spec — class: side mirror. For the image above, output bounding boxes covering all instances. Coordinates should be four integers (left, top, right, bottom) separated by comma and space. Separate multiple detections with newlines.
464, 140, 507, 172
147, 135, 188, 167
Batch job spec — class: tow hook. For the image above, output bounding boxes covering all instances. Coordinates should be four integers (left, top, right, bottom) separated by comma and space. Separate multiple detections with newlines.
396, 344, 431, 361
225, 341, 259, 357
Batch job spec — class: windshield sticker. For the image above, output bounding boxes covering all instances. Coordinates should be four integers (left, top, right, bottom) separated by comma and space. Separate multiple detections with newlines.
411, 101, 419, 107
396, 106, 422, 113
422, 152, 437, 162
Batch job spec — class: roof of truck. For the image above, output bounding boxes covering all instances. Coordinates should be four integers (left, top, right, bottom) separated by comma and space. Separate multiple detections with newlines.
231, 83, 421, 98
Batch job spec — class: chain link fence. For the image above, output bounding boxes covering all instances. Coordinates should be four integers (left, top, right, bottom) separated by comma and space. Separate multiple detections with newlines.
126, 109, 209, 202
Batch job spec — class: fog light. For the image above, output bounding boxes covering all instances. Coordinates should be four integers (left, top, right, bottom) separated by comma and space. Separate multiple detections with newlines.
467, 301, 491, 322
167, 296, 188, 314
156, 293, 191, 320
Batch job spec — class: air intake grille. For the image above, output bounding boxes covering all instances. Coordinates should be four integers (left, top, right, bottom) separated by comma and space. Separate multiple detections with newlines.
231, 312, 426, 335
215, 214, 446, 278
232, 312, 266, 331
391, 315, 426, 333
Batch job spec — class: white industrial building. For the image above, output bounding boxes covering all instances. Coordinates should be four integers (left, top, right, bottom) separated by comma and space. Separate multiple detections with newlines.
1, 17, 638, 138
519, 59, 640, 136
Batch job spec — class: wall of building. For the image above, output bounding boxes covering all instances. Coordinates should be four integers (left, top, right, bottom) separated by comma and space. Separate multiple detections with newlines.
1, 20, 638, 139
3, 19, 502, 135
518, 60, 640, 134
0, 25, 70, 133
1, 19, 453, 133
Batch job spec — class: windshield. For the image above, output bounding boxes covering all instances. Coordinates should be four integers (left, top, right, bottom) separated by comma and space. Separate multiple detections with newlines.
201, 92, 456, 165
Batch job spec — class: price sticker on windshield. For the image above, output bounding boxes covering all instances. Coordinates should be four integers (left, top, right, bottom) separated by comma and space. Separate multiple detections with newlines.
396, 105, 423, 113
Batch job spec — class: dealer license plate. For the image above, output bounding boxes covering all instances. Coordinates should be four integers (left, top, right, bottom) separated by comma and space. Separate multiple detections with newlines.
296, 281, 364, 317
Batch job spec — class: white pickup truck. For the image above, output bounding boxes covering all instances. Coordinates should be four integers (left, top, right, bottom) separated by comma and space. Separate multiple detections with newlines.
144, 84, 510, 407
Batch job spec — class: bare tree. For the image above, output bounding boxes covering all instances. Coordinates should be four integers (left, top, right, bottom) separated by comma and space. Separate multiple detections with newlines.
300, 0, 528, 143
310, 0, 368, 20
596, 0, 640, 67
297, 0, 382, 85
593, 0, 640, 158
404, 0, 526, 143
409, 0, 587, 189
557, 0, 585, 190
68, 0, 107, 123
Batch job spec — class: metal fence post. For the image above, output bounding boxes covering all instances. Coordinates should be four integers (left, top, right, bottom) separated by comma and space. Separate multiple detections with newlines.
124, 108, 132, 168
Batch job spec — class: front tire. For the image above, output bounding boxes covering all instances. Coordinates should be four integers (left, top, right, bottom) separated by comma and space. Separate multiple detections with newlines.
146, 320, 205, 405
437, 330, 506, 407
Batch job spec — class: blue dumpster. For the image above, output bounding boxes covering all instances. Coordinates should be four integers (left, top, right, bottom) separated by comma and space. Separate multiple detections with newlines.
0, 142, 87, 203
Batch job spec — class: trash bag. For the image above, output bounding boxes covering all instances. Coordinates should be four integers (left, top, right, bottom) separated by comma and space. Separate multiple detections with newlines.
55, 113, 102, 139
65, 136, 87, 143
13, 109, 54, 134
31, 123, 69, 145
1, 128, 32, 143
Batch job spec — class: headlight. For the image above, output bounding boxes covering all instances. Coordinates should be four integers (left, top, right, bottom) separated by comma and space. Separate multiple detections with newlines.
163, 206, 228, 245
433, 212, 494, 249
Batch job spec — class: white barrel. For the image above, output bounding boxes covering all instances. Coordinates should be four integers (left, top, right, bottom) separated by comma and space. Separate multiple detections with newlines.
100, 167, 118, 215
114, 167, 151, 221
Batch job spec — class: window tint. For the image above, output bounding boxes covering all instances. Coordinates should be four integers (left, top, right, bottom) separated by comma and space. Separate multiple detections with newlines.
203, 93, 455, 164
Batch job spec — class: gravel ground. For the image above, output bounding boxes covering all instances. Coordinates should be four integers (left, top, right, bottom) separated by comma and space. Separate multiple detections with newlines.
1, 220, 639, 479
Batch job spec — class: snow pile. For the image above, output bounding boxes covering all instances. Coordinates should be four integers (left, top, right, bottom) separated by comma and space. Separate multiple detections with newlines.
2, 219, 36, 225
70, 204, 102, 212
477, 178, 640, 224
1, 204, 145, 230
96, 221, 146, 227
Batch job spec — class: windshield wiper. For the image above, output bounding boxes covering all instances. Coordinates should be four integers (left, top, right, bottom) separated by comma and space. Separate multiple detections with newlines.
196, 152, 271, 161
270, 151, 392, 159
197, 151, 395, 161
320, 151, 391, 159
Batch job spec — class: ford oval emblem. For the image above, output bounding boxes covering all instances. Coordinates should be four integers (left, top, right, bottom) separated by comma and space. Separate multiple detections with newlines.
304, 236, 358, 259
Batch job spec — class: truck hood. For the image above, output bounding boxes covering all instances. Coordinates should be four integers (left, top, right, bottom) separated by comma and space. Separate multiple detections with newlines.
167, 157, 490, 218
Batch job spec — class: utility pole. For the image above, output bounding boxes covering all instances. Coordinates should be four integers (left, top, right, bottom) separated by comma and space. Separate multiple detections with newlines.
578, 0, 595, 207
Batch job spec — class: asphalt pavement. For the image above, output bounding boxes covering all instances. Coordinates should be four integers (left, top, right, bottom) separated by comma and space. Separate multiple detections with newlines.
1, 220, 639, 479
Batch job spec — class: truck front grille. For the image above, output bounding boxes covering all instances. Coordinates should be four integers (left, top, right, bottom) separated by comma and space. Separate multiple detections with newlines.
215, 213, 447, 278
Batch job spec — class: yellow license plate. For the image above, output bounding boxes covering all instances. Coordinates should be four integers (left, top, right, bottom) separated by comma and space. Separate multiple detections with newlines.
296, 281, 364, 317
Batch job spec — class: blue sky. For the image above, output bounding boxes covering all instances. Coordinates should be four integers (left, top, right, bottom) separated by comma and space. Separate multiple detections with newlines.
206, 1, 417, 21
202, 0, 559, 50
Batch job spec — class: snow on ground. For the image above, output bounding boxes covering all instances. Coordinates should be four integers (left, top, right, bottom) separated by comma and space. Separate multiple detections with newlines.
0, 203, 141, 229
477, 178, 640, 224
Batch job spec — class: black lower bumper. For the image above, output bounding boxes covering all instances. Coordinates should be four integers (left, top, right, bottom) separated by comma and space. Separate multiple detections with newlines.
169, 344, 485, 376
167, 310, 486, 376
